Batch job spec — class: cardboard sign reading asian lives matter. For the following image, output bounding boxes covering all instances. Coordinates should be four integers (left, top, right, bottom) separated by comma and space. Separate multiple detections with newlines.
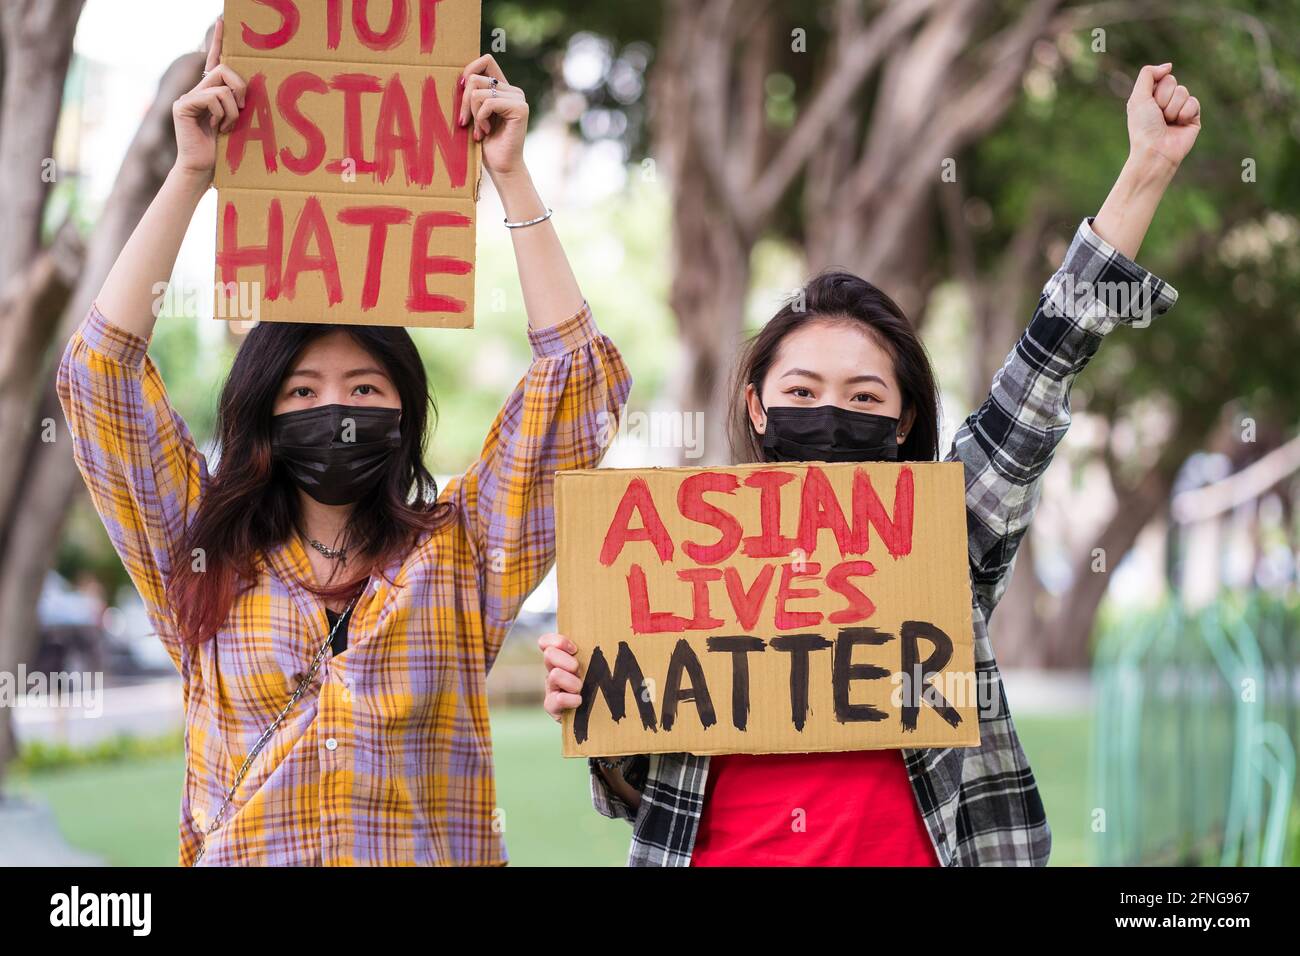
215, 0, 482, 328
556, 462, 980, 757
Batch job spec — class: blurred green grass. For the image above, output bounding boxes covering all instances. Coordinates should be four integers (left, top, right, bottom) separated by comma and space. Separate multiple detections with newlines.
12, 708, 1091, 866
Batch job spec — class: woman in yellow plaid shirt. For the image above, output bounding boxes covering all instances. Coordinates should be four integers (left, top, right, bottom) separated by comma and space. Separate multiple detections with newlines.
56, 21, 629, 865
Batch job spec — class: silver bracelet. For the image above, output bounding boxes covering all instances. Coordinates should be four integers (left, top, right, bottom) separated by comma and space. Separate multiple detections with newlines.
504, 208, 553, 230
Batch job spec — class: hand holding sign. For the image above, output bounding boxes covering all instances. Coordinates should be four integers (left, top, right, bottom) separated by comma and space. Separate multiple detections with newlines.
459, 55, 529, 179
215, 0, 483, 327
174, 18, 247, 180
539, 632, 583, 721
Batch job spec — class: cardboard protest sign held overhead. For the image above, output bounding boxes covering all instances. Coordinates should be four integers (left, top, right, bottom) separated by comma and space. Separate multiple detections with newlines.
556, 462, 980, 757
215, 0, 482, 328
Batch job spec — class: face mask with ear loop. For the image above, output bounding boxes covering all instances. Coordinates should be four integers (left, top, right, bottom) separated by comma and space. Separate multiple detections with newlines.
758, 403, 905, 463
270, 404, 402, 506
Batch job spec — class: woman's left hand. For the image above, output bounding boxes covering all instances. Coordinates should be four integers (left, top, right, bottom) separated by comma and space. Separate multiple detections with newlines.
459, 54, 529, 179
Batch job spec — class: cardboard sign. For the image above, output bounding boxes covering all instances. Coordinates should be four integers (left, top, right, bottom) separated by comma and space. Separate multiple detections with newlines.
556, 462, 980, 757
215, 0, 482, 327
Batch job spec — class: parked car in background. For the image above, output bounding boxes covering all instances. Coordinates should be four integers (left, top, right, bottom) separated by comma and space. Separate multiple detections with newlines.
35, 572, 173, 681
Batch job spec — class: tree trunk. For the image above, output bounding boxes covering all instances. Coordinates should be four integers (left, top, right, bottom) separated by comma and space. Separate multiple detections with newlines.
806, 0, 1060, 306
0, 0, 86, 794
0, 388, 81, 781
648, 0, 1057, 462
1042, 413, 1227, 668
0, 48, 202, 792
991, 536, 1048, 666
664, 191, 752, 464
649, 0, 945, 463
1044, 460, 1176, 668
940, 187, 1057, 666
0, 226, 81, 515
0, 0, 85, 563
0, 0, 85, 291
649, 1, 754, 463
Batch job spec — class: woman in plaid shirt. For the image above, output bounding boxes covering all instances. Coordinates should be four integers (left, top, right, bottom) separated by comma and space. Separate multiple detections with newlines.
57, 22, 629, 865
541, 63, 1199, 866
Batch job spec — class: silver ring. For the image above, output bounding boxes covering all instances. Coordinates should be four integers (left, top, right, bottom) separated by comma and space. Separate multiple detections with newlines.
202, 70, 211, 78
490, 87, 498, 97
490, 77, 499, 87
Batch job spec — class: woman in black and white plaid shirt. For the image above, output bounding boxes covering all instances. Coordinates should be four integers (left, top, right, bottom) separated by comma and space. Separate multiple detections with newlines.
540, 63, 1199, 866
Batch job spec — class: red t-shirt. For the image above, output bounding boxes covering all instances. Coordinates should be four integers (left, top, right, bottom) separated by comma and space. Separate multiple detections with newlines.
689, 750, 940, 866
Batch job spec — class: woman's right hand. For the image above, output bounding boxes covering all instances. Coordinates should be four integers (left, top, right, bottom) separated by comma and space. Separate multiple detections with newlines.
538, 632, 583, 721
173, 18, 246, 181
539, 631, 643, 811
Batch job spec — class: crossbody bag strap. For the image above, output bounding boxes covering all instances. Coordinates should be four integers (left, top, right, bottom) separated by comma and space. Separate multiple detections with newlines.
193, 591, 359, 864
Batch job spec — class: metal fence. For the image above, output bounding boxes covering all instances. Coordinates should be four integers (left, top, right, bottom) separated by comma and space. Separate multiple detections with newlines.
1092, 437, 1300, 865
1092, 585, 1298, 865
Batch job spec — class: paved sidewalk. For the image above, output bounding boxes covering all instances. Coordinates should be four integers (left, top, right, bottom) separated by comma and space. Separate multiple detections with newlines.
13, 676, 182, 748
0, 795, 104, 866
1000, 669, 1095, 716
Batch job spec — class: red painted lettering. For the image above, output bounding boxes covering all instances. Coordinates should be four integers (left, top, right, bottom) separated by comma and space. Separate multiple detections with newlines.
226, 74, 278, 174
241, 0, 301, 50
679, 472, 742, 565
276, 72, 328, 175
722, 565, 776, 632
337, 206, 412, 310
417, 75, 470, 188
325, 73, 382, 176
774, 561, 823, 630
600, 478, 674, 566
853, 466, 915, 558
407, 211, 471, 313
741, 470, 797, 558
796, 465, 859, 557
352, 0, 409, 49
678, 568, 725, 630
374, 74, 421, 185
217, 199, 283, 299
282, 197, 343, 305
626, 564, 690, 634
825, 560, 876, 624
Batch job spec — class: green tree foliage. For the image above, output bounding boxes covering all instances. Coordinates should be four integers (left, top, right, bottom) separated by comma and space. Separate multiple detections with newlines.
482, 0, 661, 158
965, 3, 1300, 451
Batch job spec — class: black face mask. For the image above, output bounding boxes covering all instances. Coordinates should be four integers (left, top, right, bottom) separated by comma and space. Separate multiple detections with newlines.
270, 404, 402, 506
760, 404, 902, 463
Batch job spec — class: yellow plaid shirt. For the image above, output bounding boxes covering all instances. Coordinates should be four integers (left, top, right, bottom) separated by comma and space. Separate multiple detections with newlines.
56, 302, 631, 865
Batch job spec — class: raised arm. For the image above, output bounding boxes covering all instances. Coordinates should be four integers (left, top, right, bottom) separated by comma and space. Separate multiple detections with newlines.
442, 56, 632, 666
459, 54, 585, 330
1092, 62, 1200, 260
442, 305, 631, 669
55, 22, 248, 665
951, 63, 1198, 618
97, 18, 246, 339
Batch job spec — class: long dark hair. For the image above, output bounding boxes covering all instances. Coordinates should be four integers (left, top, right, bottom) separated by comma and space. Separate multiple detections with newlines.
166, 323, 454, 645
730, 271, 941, 464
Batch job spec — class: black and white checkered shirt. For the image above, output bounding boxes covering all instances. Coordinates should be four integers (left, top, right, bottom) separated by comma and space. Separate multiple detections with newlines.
588, 217, 1179, 866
